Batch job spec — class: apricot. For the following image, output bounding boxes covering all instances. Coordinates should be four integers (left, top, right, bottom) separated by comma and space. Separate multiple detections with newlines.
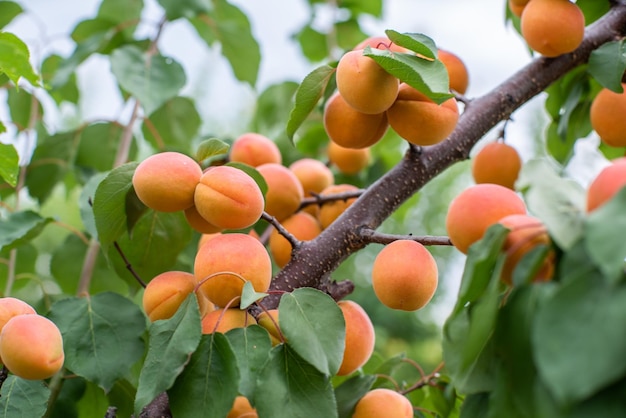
586, 158, 626, 212
327, 141, 371, 175
132, 152, 202, 212
227, 396, 258, 418
386, 84, 459, 146
438, 49, 469, 94
0, 297, 36, 332
142, 271, 212, 321
198, 229, 260, 250
323, 92, 389, 149
318, 184, 360, 229
336, 49, 399, 114
354, 36, 409, 53
498, 214, 554, 285
471, 141, 522, 190
289, 158, 334, 197
0, 314, 64, 380
257, 163, 304, 222
256, 309, 282, 345
229, 132, 282, 167
520, 0, 585, 57
590, 84, 626, 148
336, 300, 375, 376
184, 205, 222, 235
352, 388, 413, 418
201, 308, 255, 334
269, 211, 322, 268
194, 165, 265, 230
194, 233, 272, 308
371, 240, 438, 311
446, 183, 527, 254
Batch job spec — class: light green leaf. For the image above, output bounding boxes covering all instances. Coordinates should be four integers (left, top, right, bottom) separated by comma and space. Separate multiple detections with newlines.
588, 40, 626, 93
0, 142, 18, 187
7, 86, 43, 131
0, 32, 39, 86
240, 281, 268, 309
0, 210, 52, 251
97, 0, 143, 37
295, 24, 329, 62
0, 2, 22, 30
0, 376, 50, 418
41, 54, 79, 104
141, 97, 201, 153
75, 122, 137, 172
386, 30, 438, 59
335, 375, 376, 418
158, 0, 211, 20
195, 137, 229, 162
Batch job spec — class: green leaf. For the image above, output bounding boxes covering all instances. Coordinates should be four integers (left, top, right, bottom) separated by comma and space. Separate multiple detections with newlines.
286, 64, 336, 141
278, 288, 345, 376
225, 162, 268, 197
335, 374, 376, 418
157, 0, 210, 20
339, 0, 382, 17
335, 19, 368, 51
385, 30, 438, 59
240, 281, 268, 309
295, 25, 329, 62
225, 325, 273, 400
0, 210, 52, 252
0, 244, 37, 292
141, 97, 201, 153
0, 2, 22, 30
189, 0, 260, 86
0, 32, 40, 86
75, 123, 137, 173
134, 295, 202, 414
255, 345, 339, 418
195, 137, 229, 162
0, 376, 50, 418
584, 187, 626, 284
168, 333, 240, 418
364, 47, 453, 104
97, 0, 143, 27
41, 54, 79, 104
79, 172, 107, 240
460, 393, 490, 418
7, 88, 42, 131
588, 40, 626, 93
75, 381, 108, 417
252, 81, 299, 138
110, 45, 186, 115
49, 293, 147, 392
0, 142, 18, 187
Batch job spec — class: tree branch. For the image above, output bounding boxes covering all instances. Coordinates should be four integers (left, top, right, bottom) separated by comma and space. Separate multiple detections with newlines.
359, 228, 452, 246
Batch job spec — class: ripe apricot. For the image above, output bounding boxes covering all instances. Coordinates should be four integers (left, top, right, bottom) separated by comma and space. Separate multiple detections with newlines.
229, 133, 282, 167
520, 0, 585, 57
194, 166, 265, 230
256, 309, 282, 345
498, 214, 554, 284
227, 396, 258, 418
132, 152, 202, 212
354, 36, 409, 53
446, 183, 527, 254
0, 314, 64, 380
184, 205, 222, 235
269, 211, 322, 268
438, 49, 469, 94
257, 163, 304, 222
336, 49, 399, 114
0, 297, 36, 332
352, 388, 413, 418
336, 300, 375, 376
324, 92, 389, 149
586, 158, 626, 212
371, 240, 438, 311
289, 158, 334, 197
471, 142, 522, 190
590, 84, 626, 148
318, 184, 360, 229
194, 233, 272, 308
387, 84, 459, 146
142, 271, 212, 321
201, 308, 255, 334
327, 142, 371, 175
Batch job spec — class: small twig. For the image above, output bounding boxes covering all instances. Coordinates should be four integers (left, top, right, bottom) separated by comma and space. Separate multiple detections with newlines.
359, 228, 453, 246
114, 242, 147, 288
453, 91, 471, 106
298, 189, 364, 210
260, 212, 299, 249
399, 361, 444, 395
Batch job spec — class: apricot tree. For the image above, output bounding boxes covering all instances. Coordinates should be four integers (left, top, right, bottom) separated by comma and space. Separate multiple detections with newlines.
1, 0, 626, 417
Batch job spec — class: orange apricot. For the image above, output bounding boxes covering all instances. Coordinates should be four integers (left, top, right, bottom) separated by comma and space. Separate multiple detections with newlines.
438, 49, 469, 94
256, 309, 282, 345
336, 49, 399, 114
132, 152, 202, 212
194, 166, 265, 230
590, 84, 626, 148
446, 183, 527, 254
327, 142, 371, 176
0, 297, 36, 332
229, 132, 282, 167
336, 300, 375, 376
471, 141, 522, 190
269, 211, 322, 268
318, 184, 360, 229
386, 84, 459, 146
184, 205, 222, 235
352, 388, 413, 418
371, 240, 438, 311
227, 396, 258, 418
142, 271, 212, 321
0, 314, 64, 380
194, 233, 272, 308
201, 308, 255, 334
520, 0, 585, 57
257, 163, 304, 222
586, 158, 626, 212
289, 158, 335, 197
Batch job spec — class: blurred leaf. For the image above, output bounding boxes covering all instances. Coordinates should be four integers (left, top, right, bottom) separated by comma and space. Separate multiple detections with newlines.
189, 0, 260, 86
168, 333, 240, 418
195, 137, 229, 162
158, 0, 210, 20
588, 40, 626, 93
335, 374, 376, 418
141, 97, 201, 153
75, 381, 108, 417
41, 55, 79, 104
225, 325, 273, 400
0, 243, 37, 291
546, 123, 576, 165
461, 393, 490, 418
79, 172, 107, 240
255, 345, 338, 418
240, 281, 268, 309
252, 81, 299, 138
135, 295, 202, 414
577, 0, 611, 25
339, 0, 382, 17
335, 19, 367, 50
0, 142, 18, 187
511, 244, 552, 287
0, 376, 50, 417
225, 162, 268, 196
7, 88, 42, 131
97, 0, 143, 37
25, 131, 74, 204
0, 32, 40, 86
286, 64, 335, 141
0, 2, 22, 29
0, 210, 52, 251
75, 122, 137, 172
296, 24, 329, 62
110, 45, 186, 115
70, 18, 127, 55
598, 141, 626, 160
364, 47, 453, 103
386, 30, 438, 59
49, 293, 146, 392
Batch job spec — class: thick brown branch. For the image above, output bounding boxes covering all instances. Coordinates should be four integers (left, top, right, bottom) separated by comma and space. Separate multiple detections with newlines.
359, 228, 452, 246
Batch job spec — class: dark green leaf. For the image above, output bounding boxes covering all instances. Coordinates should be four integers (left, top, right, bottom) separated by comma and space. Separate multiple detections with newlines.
255, 345, 338, 418
124, 185, 148, 235
295, 25, 329, 62
0, 2, 22, 29
511, 244, 552, 287
49, 293, 147, 392
460, 393, 490, 418
588, 40, 626, 93
577, 0, 611, 26
0, 32, 40, 86
0, 244, 37, 292
0, 142, 18, 187
75, 381, 108, 417
335, 374, 376, 418
386, 30, 438, 59
0, 210, 52, 251
546, 122, 576, 165
0, 376, 50, 418
158, 0, 211, 20
135, 295, 202, 414
225, 325, 273, 400
141, 97, 201, 153
252, 81, 299, 138
195, 137, 229, 162
25, 131, 74, 204
168, 333, 240, 418
41, 54, 79, 104
97, 0, 143, 37
75, 122, 137, 172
